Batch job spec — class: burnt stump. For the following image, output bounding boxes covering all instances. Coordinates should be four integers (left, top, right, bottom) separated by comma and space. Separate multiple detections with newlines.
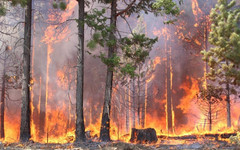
129, 128, 158, 144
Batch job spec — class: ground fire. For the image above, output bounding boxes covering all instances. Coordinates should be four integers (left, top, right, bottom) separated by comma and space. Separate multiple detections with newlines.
0, 0, 240, 149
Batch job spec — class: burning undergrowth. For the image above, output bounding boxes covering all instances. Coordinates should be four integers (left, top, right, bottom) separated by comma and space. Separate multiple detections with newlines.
1, 0, 240, 146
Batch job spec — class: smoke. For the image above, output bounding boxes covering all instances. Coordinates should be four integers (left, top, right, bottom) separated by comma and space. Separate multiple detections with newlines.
2, 0, 240, 143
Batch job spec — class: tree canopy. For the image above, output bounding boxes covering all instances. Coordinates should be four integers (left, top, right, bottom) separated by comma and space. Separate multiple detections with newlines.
201, 0, 240, 86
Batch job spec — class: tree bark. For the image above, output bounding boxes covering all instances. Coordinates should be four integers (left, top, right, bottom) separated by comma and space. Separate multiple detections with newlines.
142, 82, 148, 128
226, 82, 231, 128
20, 0, 32, 142
75, 0, 86, 142
125, 86, 129, 133
132, 78, 136, 128
137, 76, 141, 126
100, 0, 117, 141
0, 50, 7, 139
141, 82, 146, 128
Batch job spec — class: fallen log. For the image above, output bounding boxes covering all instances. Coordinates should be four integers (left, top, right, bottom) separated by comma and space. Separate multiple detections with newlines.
220, 133, 237, 139
157, 133, 237, 141
130, 128, 158, 144
158, 135, 197, 140
204, 134, 219, 140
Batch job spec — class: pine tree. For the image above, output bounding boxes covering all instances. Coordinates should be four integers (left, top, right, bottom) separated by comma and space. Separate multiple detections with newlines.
0, 0, 33, 142
75, 0, 86, 143
85, 0, 182, 141
20, 0, 32, 142
201, 0, 240, 128
0, 0, 28, 16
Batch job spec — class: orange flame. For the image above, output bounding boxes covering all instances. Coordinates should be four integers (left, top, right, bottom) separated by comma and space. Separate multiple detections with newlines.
177, 76, 199, 114
31, 0, 78, 143
192, 0, 203, 21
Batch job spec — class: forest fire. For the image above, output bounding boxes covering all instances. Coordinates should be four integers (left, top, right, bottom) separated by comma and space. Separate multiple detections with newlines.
27, 0, 78, 143
1, 0, 240, 149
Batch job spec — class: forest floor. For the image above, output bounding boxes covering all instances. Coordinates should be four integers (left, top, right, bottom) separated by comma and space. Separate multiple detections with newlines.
2, 139, 240, 150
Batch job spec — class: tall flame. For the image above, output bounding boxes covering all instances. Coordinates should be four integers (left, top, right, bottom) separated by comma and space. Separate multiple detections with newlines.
192, 0, 203, 21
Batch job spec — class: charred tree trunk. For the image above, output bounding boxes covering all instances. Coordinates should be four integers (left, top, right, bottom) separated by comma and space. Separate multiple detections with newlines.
226, 82, 231, 128
132, 78, 136, 128
20, 0, 32, 142
0, 50, 7, 139
100, 0, 117, 141
75, 0, 86, 142
130, 128, 158, 144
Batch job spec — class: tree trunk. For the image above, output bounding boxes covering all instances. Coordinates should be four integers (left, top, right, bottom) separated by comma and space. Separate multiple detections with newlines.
226, 82, 231, 128
132, 78, 136, 128
209, 101, 212, 131
203, 119, 206, 130
75, 0, 86, 142
100, 0, 117, 141
137, 76, 141, 126
20, 0, 32, 142
166, 49, 173, 134
204, 20, 211, 131
130, 128, 158, 144
141, 82, 146, 128
39, 76, 46, 140
0, 50, 7, 139
125, 86, 129, 133
143, 82, 148, 128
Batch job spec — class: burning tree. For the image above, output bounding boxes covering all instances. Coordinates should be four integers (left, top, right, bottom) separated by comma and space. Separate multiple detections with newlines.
0, 45, 22, 140
0, 0, 33, 142
53, 0, 88, 143
85, 0, 182, 141
201, 0, 240, 128
85, 7, 158, 140
0, 3, 26, 142
117, 16, 156, 129
112, 62, 155, 133
110, 59, 155, 137
175, 0, 214, 54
